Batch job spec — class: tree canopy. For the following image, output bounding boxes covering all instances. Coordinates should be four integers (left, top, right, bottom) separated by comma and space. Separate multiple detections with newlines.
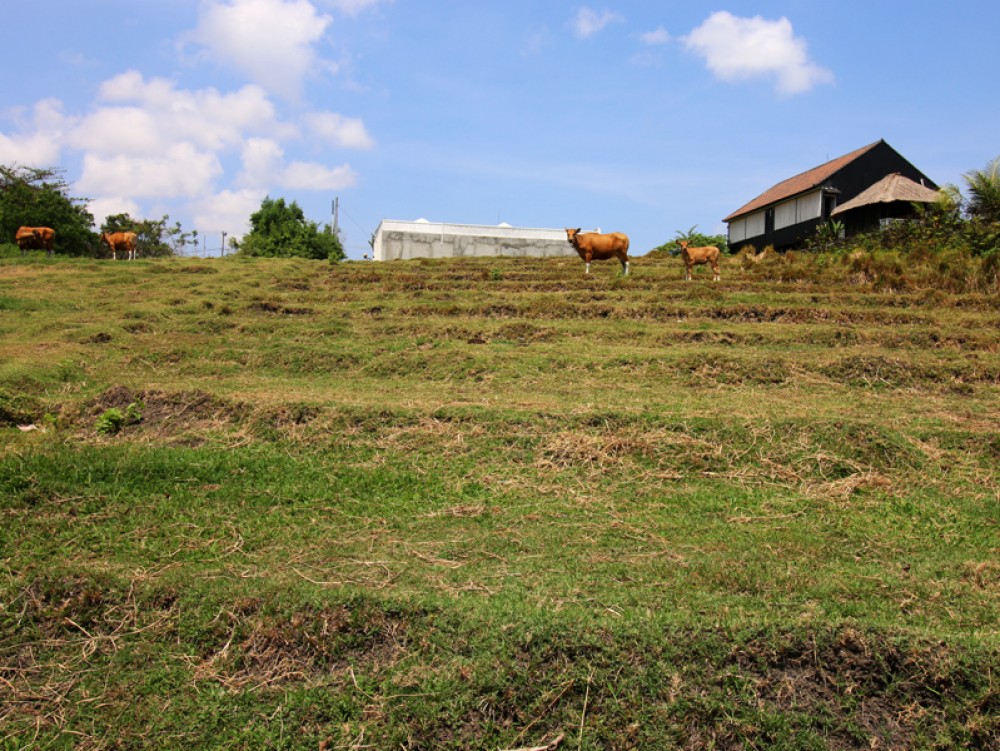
963, 155, 1000, 225
238, 196, 345, 261
0, 165, 96, 255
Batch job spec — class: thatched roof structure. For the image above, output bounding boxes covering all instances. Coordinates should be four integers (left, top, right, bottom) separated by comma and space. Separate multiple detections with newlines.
831, 173, 940, 216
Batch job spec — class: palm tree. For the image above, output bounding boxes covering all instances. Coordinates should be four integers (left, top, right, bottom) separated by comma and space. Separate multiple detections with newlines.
963, 155, 1000, 224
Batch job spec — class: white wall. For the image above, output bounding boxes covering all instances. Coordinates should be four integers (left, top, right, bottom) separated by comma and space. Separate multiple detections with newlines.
372, 220, 578, 262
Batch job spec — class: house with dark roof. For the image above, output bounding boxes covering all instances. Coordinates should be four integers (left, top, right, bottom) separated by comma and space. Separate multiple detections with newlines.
724, 140, 939, 252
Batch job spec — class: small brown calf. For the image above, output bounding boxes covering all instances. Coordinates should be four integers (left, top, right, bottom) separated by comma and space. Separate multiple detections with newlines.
679, 240, 720, 281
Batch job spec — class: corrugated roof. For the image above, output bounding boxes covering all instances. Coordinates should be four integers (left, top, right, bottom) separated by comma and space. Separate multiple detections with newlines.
724, 140, 883, 222
831, 172, 940, 216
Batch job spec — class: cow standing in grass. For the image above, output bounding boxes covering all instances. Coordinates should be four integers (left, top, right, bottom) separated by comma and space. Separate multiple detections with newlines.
679, 240, 720, 281
101, 231, 139, 260
565, 228, 630, 275
15, 226, 55, 255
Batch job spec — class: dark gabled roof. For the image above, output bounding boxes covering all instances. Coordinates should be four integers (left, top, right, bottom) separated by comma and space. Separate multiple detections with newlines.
831, 172, 940, 216
724, 140, 884, 222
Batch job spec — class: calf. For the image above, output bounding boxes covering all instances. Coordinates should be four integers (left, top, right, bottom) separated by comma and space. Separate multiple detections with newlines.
679, 240, 720, 281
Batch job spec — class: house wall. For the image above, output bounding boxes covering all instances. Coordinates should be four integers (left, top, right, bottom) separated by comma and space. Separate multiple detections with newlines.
728, 142, 938, 252
372, 220, 578, 261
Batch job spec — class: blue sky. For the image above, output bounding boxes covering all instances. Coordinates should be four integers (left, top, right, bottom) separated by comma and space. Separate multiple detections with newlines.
2, 1, 998, 258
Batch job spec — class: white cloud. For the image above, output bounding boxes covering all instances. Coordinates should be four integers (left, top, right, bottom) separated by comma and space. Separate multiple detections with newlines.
88, 71, 289, 154
69, 106, 164, 156
87, 196, 143, 228
281, 160, 356, 190
0, 130, 61, 167
573, 7, 623, 39
188, 0, 334, 99
30, 98, 71, 133
239, 137, 356, 190
640, 26, 671, 45
0, 99, 68, 166
192, 188, 266, 237
239, 137, 286, 187
683, 11, 834, 96
76, 144, 223, 199
3, 10, 373, 242
321, 0, 386, 15
304, 112, 374, 149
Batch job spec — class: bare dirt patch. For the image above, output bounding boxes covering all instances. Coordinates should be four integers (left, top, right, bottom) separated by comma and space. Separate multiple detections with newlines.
78, 385, 249, 440
194, 604, 410, 691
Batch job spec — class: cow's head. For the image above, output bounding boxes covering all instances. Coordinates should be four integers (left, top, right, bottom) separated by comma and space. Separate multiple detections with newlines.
565, 228, 581, 244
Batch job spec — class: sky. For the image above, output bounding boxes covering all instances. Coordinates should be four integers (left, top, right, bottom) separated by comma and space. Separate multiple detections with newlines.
2, 1, 998, 259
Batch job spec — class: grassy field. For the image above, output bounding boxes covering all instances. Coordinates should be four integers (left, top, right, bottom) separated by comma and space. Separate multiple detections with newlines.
1, 250, 998, 750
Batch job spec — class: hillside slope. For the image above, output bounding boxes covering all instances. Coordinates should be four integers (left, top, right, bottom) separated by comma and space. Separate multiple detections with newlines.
2, 254, 998, 749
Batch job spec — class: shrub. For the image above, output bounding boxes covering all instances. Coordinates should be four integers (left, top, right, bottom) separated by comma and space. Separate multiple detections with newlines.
95, 409, 125, 436
95, 401, 144, 436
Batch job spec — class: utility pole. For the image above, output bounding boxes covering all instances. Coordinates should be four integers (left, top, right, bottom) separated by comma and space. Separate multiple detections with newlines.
332, 197, 340, 240
221, 231, 227, 257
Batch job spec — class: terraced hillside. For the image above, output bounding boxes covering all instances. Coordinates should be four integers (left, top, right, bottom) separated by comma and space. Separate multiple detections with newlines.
1, 252, 998, 750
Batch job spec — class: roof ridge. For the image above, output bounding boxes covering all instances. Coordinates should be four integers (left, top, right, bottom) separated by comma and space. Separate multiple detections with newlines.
724, 140, 885, 222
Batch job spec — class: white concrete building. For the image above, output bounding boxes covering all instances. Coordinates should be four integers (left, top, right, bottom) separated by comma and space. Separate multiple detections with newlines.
371, 219, 578, 262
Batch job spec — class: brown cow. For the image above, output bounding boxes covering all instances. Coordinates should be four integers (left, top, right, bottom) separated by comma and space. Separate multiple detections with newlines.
678, 240, 720, 281
15, 226, 56, 255
100, 231, 139, 260
565, 228, 630, 275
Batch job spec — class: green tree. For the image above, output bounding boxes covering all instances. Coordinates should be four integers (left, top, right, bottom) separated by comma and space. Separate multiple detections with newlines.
0, 165, 97, 255
238, 196, 345, 261
963, 155, 1000, 225
101, 213, 198, 257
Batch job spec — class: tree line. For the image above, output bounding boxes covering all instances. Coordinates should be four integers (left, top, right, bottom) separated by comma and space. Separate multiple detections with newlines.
0, 164, 345, 261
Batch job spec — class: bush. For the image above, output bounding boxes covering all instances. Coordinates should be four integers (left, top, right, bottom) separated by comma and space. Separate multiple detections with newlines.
95, 401, 144, 436
239, 197, 345, 261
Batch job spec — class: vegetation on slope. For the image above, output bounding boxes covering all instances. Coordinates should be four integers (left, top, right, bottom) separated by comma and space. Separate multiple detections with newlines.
1, 251, 997, 750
